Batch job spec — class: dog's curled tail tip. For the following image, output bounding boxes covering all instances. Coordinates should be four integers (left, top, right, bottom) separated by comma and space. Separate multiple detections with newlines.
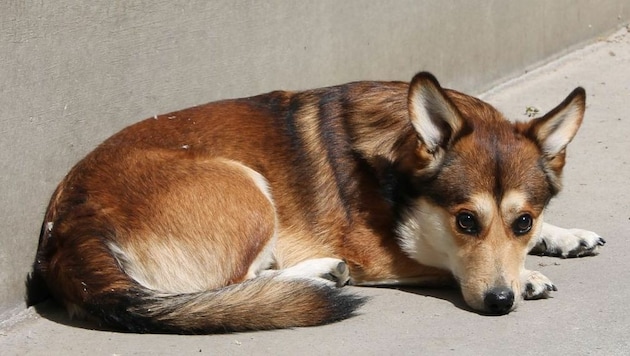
313, 283, 369, 323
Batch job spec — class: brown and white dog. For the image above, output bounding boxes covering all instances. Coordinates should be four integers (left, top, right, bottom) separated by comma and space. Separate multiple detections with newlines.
28, 72, 605, 333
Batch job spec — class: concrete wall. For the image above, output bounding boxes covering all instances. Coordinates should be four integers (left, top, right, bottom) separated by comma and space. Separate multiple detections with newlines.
1, 1, 628, 321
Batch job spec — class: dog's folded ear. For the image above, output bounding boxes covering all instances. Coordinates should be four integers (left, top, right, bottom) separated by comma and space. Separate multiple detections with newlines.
528, 87, 586, 158
407, 72, 465, 154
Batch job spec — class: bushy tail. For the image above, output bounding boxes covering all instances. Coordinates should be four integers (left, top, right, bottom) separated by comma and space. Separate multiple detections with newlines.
84, 276, 366, 334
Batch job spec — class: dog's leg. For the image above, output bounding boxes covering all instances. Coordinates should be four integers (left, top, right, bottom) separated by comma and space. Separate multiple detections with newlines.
529, 223, 606, 258
262, 258, 350, 287
521, 269, 557, 300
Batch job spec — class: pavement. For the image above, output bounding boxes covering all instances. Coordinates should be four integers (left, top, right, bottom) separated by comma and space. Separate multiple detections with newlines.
2, 27, 629, 356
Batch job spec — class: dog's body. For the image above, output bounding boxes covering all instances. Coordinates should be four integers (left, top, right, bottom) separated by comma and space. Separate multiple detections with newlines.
29, 73, 604, 333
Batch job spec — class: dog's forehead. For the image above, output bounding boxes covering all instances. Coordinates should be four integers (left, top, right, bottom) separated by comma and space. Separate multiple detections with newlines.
425, 122, 551, 210
468, 190, 530, 222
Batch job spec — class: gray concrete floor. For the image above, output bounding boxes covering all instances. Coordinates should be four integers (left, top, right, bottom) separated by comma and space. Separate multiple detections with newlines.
2, 27, 629, 356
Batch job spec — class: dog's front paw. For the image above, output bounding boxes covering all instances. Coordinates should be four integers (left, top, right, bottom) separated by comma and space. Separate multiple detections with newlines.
522, 270, 557, 300
532, 223, 606, 258
564, 228, 606, 257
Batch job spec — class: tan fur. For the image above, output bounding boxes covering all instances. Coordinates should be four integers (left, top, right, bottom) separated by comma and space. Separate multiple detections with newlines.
108, 157, 277, 293
28, 72, 595, 333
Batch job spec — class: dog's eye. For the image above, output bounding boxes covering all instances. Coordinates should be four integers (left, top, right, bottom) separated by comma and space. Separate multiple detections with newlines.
512, 214, 533, 235
456, 212, 479, 235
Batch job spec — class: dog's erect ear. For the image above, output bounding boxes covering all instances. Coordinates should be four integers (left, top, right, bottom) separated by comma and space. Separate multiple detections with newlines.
523, 87, 586, 194
528, 87, 586, 158
408, 72, 465, 154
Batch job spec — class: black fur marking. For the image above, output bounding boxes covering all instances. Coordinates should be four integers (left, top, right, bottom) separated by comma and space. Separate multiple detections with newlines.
492, 135, 505, 202
415, 152, 471, 208
537, 156, 562, 198
281, 95, 319, 226
85, 288, 164, 334
284, 96, 304, 153
380, 163, 422, 219
26, 220, 56, 306
314, 285, 369, 323
317, 88, 355, 222
25, 269, 49, 307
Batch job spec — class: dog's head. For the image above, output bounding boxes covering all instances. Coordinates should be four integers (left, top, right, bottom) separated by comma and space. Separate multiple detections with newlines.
398, 72, 585, 314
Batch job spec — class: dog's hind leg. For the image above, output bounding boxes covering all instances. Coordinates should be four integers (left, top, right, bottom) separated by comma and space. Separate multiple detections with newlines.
261, 258, 351, 287
529, 223, 606, 258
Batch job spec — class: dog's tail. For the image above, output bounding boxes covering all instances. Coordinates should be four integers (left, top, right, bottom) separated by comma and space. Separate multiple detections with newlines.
29, 233, 366, 334
29, 182, 367, 334
30, 255, 365, 334
83, 276, 366, 334
30, 235, 366, 333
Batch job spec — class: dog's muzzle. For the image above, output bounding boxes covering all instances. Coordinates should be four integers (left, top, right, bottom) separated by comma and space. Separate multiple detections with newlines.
483, 287, 515, 314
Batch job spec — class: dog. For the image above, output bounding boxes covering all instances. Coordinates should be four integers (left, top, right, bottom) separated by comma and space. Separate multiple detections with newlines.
27, 72, 605, 333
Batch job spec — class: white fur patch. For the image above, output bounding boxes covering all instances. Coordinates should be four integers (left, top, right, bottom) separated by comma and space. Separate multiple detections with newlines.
214, 159, 278, 279
521, 269, 556, 299
500, 190, 527, 218
538, 101, 583, 156
397, 198, 456, 271
263, 258, 350, 287
107, 241, 159, 291
409, 94, 442, 150
468, 192, 495, 228
408, 84, 462, 151
538, 223, 603, 257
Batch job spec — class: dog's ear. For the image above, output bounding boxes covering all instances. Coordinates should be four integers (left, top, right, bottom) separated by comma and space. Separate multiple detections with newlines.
528, 87, 586, 158
408, 72, 465, 154
523, 87, 586, 193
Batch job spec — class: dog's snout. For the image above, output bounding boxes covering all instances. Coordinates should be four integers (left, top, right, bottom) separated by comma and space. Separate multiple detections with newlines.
483, 287, 514, 314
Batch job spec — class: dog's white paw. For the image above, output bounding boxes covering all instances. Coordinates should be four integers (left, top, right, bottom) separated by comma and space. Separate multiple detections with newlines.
564, 228, 606, 257
522, 270, 557, 300
278, 258, 350, 287
532, 223, 606, 258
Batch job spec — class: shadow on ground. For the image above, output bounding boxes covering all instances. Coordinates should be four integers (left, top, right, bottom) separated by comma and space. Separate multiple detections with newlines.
371, 285, 476, 313
30, 301, 126, 333
28, 285, 476, 334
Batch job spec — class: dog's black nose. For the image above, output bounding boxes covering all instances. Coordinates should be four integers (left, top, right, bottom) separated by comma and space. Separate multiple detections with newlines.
484, 287, 514, 314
